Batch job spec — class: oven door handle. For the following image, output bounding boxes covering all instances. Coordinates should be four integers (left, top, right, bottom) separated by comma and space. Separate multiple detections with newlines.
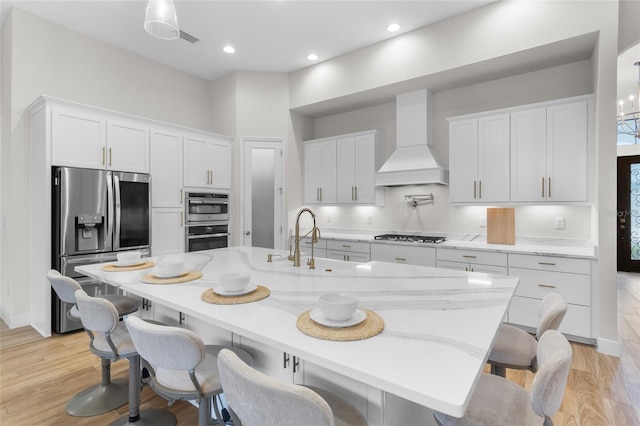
186, 233, 230, 240
188, 199, 229, 205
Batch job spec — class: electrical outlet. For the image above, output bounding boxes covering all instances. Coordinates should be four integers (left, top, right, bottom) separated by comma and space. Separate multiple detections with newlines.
366, 216, 373, 224
554, 217, 565, 230
479, 216, 486, 228
327, 214, 332, 223
350, 215, 355, 223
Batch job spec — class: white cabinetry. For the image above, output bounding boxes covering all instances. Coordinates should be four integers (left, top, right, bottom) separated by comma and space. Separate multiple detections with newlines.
507, 254, 591, 339
336, 131, 384, 204
303, 140, 337, 204
298, 237, 327, 259
303, 130, 383, 205
183, 134, 232, 190
151, 209, 184, 256
51, 109, 150, 173
449, 114, 510, 203
510, 100, 588, 202
437, 248, 508, 275
326, 240, 370, 262
370, 243, 436, 267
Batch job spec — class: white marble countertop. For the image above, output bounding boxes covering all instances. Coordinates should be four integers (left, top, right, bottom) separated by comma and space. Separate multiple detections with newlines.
315, 228, 597, 259
77, 246, 519, 418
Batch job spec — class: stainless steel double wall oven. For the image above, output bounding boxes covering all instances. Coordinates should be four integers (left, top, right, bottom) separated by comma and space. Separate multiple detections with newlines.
52, 167, 151, 333
184, 192, 230, 252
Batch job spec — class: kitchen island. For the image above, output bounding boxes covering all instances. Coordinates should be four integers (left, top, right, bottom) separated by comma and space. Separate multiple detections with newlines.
77, 246, 519, 424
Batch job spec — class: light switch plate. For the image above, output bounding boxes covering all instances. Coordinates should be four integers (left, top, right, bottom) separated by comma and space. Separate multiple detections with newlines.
479, 216, 486, 228
554, 217, 565, 230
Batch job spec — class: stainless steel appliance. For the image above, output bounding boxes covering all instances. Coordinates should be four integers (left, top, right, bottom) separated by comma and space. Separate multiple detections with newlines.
185, 223, 229, 252
52, 167, 151, 333
374, 234, 446, 244
185, 192, 229, 224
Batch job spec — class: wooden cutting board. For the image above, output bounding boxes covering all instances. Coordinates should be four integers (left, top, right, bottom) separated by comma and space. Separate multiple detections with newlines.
487, 208, 515, 245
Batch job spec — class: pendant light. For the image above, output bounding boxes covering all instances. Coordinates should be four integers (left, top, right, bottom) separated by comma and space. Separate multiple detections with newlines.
144, 0, 180, 40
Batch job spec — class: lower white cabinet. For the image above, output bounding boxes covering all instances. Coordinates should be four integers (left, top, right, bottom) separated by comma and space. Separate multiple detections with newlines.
507, 253, 592, 339
436, 248, 508, 275
236, 336, 303, 384
370, 243, 436, 267
151, 208, 184, 256
297, 237, 328, 260
326, 239, 370, 262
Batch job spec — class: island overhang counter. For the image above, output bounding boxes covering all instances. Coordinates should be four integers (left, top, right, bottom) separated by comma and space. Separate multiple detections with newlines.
76, 246, 519, 421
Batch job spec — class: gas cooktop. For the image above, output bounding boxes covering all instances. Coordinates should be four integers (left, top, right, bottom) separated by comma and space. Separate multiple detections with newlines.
374, 234, 446, 244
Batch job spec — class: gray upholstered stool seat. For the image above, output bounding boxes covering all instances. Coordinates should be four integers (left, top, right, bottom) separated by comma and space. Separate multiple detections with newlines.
218, 348, 367, 426
434, 330, 572, 426
46, 269, 141, 417
125, 316, 253, 426
488, 292, 568, 377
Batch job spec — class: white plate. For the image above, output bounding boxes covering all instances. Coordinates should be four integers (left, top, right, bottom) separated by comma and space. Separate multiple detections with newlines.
114, 260, 145, 267
212, 283, 258, 297
152, 268, 190, 279
309, 308, 366, 328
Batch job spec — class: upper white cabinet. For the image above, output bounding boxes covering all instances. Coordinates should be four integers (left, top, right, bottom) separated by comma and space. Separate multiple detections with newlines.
303, 130, 383, 205
449, 114, 510, 203
303, 139, 337, 204
51, 108, 149, 173
511, 100, 588, 202
150, 129, 183, 208
183, 134, 232, 190
336, 131, 384, 204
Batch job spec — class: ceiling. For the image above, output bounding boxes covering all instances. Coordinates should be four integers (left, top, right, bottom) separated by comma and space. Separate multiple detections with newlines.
0, 0, 494, 82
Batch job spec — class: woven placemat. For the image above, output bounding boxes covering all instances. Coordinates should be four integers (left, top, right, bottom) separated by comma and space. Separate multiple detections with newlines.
296, 309, 384, 341
141, 270, 203, 284
201, 285, 270, 305
101, 261, 155, 272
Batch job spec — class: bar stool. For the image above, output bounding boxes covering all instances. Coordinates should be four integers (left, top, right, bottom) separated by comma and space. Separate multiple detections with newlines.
217, 348, 367, 426
47, 269, 140, 416
75, 289, 175, 426
124, 316, 254, 426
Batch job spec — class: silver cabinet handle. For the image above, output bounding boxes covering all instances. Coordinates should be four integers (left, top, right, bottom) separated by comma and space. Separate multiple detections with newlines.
320, 188, 322, 201
462, 255, 477, 259
538, 262, 556, 266
395, 257, 406, 262
478, 180, 482, 199
548, 176, 551, 198
538, 284, 557, 288
474, 180, 477, 199
542, 177, 545, 197
355, 186, 358, 201
342, 244, 351, 248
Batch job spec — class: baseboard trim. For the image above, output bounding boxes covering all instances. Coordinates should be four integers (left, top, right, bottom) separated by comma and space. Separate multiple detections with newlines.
597, 338, 622, 357
0, 311, 31, 329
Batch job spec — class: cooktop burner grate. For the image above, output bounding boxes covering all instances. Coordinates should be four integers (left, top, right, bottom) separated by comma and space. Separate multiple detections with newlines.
374, 234, 446, 244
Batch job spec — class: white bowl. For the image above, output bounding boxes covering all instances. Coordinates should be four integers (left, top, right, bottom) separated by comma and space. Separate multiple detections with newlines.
117, 251, 141, 264
318, 292, 359, 322
157, 259, 184, 276
219, 272, 251, 292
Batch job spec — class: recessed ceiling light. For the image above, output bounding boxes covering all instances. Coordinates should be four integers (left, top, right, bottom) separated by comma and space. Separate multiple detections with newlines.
223, 46, 235, 54
387, 23, 400, 32
307, 53, 319, 61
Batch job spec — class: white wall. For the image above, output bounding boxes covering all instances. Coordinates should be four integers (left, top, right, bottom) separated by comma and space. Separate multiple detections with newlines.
0, 8, 214, 326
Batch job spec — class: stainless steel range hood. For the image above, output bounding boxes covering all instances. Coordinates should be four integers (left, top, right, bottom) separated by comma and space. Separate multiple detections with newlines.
374, 89, 449, 186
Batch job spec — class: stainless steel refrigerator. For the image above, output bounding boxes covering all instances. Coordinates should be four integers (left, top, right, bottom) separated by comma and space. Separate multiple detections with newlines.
52, 167, 151, 333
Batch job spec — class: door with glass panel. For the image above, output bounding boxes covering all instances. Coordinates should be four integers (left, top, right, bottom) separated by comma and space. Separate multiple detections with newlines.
243, 140, 283, 249
617, 155, 640, 271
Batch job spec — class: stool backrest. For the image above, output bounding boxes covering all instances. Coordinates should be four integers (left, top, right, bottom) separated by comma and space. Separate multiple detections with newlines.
47, 269, 81, 304
530, 329, 572, 419
75, 289, 119, 333
218, 348, 334, 426
125, 316, 205, 372
536, 292, 568, 340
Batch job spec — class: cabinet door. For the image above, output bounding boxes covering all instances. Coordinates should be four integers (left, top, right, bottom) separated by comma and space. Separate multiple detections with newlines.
150, 129, 183, 208
237, 336, 301, 383
210, 138, 232, 189
151, 208, 184, 256
106, 120, 150, 173
469, 264, 508, 275
477, 114, 510, 202
319, 141, 337, 203
353, 134, 377, 204
437, 260, 470, 272
154, 304, 186, 328
546, 101, 588, 202
337, 136, 356, 203
183, 135, 211, 188
51, 108, 106, 169
510, 108, 547, 202
303, 142, 323, 203
449, 118, 478, 202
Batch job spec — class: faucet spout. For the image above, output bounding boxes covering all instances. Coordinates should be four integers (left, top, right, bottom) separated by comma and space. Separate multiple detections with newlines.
293, 208, 320, 268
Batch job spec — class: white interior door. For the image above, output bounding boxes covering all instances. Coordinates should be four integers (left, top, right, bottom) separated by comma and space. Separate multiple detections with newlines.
243, 140, 283, 249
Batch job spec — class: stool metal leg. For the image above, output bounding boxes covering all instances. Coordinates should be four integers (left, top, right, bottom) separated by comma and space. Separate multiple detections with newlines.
109, 355, 176, 426
66, 359, 129, 416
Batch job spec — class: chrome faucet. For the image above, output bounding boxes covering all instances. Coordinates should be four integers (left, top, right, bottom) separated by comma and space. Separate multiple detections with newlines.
291, 208, 321, 269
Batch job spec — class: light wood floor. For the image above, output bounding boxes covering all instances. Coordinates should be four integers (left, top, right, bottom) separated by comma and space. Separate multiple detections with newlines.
1, 273, 639, 426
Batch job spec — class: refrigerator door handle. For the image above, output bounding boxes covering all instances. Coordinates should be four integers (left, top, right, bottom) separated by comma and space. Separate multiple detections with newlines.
106, 173, 114, 252
114, 174, 121, 250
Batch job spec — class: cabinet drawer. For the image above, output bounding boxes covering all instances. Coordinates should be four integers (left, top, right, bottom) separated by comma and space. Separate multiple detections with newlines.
508, 296, 591, 338
437, 248, 507, 266
509, 253, 590, 274
326, 240, 370, 254
437, 260, 507, 275
509, 267, 590, 306
327, 251, 370, 262
370, 243, 436, 267
298, 237, 327, 250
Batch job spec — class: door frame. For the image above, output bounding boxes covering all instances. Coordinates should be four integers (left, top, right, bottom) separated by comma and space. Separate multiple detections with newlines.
241, 138, 286, 249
